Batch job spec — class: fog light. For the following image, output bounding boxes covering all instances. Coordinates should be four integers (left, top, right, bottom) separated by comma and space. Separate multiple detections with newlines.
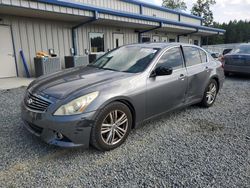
56, 132, 64, 140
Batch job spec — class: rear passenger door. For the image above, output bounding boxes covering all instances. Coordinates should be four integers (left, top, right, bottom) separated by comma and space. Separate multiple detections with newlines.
182, 46, 210, 102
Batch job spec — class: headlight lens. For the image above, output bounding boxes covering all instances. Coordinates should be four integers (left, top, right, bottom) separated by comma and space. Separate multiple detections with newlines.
54, 91, 99, 116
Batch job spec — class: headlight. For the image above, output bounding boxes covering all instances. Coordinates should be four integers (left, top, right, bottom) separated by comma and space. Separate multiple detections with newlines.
54, 91, 99, 116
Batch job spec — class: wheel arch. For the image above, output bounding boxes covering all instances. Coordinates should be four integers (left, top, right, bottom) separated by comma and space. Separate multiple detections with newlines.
210, 76, 220, 91
98, 97, 137, 129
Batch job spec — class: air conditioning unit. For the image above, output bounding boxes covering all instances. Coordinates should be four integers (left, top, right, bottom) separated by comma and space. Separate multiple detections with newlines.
34, 57, 61, 77
64, 55, 89, 68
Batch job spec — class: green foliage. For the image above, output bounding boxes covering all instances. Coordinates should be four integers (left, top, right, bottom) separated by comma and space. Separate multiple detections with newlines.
203, 20, 250, 45
162, 0, 187, 11
191, 0, 216, 26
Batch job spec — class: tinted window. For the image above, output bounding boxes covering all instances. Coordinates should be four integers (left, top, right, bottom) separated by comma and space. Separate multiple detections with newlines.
199, 50, 207, 62
231, 45, 250, 54
89, 46, 159, 73
183, 47, 202, 66
90, 33, 104, 53
156, 48, 183, 70
169, 38, 176, 43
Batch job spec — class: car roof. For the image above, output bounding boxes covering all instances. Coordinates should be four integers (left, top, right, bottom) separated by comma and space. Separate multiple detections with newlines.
125, 42, 195, 49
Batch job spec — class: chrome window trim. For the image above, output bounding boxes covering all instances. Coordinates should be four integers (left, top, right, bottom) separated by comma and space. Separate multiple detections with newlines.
182, 45, 209, 68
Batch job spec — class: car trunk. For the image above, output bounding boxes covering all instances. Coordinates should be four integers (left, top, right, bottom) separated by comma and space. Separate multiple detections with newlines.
224, 54, 250, 66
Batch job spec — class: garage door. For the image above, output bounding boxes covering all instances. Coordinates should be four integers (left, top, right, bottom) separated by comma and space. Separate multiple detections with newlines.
0, 25, 16, 78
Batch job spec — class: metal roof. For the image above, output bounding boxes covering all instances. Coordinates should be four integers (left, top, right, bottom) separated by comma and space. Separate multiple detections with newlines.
36, 0, 226, 34
122, 0, 204, 20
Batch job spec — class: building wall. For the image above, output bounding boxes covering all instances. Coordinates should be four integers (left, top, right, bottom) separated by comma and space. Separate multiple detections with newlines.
180, 16, 201, 26
72, 0, 140, 13
0, 15, 139, 77
0, 0, 94, 17
74, 23, 138, 55
0, 15, 73, 77
70, 0, 202, 26
142, 7, 179, 21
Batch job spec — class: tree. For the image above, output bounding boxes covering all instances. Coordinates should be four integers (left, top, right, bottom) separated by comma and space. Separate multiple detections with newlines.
191, 0, 216, 26
202, 20, 250, 45
162, 0, 187, 11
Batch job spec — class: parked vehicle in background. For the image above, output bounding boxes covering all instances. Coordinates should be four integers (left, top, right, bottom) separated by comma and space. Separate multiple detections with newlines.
21, 43, 224, 151
223, 44, 250, 76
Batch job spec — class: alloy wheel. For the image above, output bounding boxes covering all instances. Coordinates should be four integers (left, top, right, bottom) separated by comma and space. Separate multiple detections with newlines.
101, 110, 128, 145
206, 83, 217, 105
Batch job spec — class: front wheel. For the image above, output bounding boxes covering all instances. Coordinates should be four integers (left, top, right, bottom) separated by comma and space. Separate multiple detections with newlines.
200, 79, 218, 108
90, 102, 132, 151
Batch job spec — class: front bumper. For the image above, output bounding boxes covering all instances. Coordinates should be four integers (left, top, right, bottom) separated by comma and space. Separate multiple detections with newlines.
21, 102, 96, 148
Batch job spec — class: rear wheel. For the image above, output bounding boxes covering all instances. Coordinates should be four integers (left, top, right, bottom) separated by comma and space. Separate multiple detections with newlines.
90, 102, 132, 151
200, 79, 218, 108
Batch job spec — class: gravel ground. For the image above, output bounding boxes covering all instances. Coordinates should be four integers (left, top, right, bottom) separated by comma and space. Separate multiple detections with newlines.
0, 76, 249, 187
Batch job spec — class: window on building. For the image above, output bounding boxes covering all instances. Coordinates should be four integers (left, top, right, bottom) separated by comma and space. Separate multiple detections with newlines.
199, 49, 207, 63
169, 38, 176, 43
89, 33, 104, 53
194, 40, 199, 46
142, 36, 151, 43
156, 47, 184, 70
183, 47, 202, 67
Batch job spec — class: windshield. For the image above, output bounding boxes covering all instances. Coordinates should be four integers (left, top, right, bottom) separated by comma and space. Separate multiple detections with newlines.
89, 46, 160, 73
230, 45, 250, 54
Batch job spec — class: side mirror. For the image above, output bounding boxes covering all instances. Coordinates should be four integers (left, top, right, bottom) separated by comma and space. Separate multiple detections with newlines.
151, 66, 173, 77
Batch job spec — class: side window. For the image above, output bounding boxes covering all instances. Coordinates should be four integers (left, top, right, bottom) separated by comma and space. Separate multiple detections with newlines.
199, 49, 207, 63
157, 48, 184, 70
183, 47, 202, 67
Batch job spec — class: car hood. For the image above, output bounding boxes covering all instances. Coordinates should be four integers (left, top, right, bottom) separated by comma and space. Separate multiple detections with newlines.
29, 66, 132, 99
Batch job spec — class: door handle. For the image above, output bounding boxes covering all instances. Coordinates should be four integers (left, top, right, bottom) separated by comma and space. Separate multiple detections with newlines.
179, 74, 185, 81
205, 66, 210, 72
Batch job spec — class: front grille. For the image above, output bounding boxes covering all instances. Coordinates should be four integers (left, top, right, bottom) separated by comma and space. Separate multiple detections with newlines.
25, 92, 51, 112
27, 122, 43, 134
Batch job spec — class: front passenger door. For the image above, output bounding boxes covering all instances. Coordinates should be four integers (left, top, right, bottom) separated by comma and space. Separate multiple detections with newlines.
146, 47, 188, 118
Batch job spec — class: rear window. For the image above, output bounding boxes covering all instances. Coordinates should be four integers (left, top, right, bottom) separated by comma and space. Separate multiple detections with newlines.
231, 45, 250, 54
183, 47, 202, 66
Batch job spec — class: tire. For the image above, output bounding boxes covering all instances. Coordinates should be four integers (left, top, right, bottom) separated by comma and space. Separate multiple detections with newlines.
200, 79, 218, 108
90, 102, 132, 151
224, 71, 230, 76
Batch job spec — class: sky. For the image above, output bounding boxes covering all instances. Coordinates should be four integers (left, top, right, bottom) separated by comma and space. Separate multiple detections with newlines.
140, 0, 250, 23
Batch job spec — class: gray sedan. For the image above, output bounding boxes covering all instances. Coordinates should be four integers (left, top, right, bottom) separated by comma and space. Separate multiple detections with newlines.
21, 43, 224, 151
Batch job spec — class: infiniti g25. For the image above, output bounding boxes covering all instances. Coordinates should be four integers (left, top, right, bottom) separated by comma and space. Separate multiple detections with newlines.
21, 43, 224, 151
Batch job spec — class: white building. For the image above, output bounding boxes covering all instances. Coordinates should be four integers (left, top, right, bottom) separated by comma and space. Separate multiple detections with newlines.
0, 0, 225, 78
